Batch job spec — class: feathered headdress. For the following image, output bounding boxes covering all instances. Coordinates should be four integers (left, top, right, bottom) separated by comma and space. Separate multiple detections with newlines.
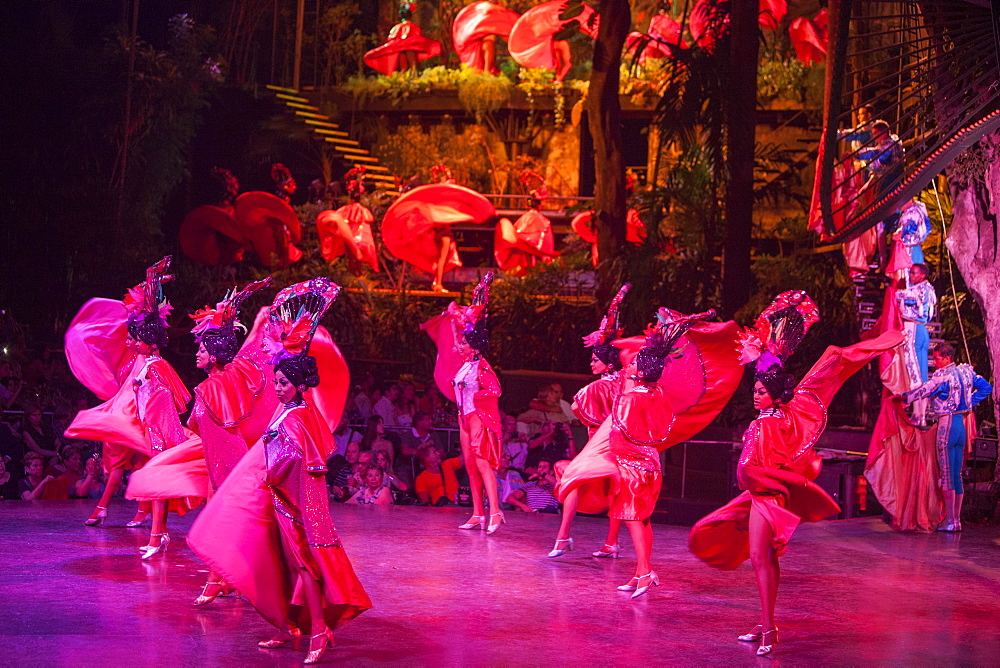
210, 167, 240, 206
583, 283, 630, 369
124, 256, 174, 348
345, 166, 367, 200
450, 272, 494, 354
739, 291, 819, 403
191, 278, 272, 366
430, 164, 453, 184
271, 163, 296, 201
635, 308, 715, 383
266, 277, 341, 365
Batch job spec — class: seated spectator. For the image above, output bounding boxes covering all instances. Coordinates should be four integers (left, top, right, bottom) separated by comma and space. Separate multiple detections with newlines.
348, 465, 393, 505
347, 461, 368, 498
0, 376, 26, 411
495, 453, 525, 511
353, 372, 375, 420
0, 419, 25, 467
548, 383, 578, 424
374, 450, 408, 492
44, 444, 83, 500
332, 412, 362, 459
74, 453, 106, 500
394, 381, 417, 428
417, 380, 444, 416
400, 411, 446, 459
373, 383, 401, 427
20, 452, 56, 500
359, 415, 395, 463
501, 414, 529, 471
506, 459, 559, 513
517, 385, 572, 436
0, 455, 20, 500
414, 445, 463, 506
327, 440, 361, 502
21, 403, 61, 465
525, 421, 576, 471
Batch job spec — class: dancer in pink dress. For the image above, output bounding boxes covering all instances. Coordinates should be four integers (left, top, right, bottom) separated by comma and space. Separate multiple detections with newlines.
188, 278, 370, 662
549, 284, 630, 559
689, 293, 902, 655
453, 1, 519, 73
364, 2, 442, 74
494, 170, 559, 276
65, 257, 189, 533
127, 279, 275, 593
316, 167, 379, 273
422, 272, 505, 533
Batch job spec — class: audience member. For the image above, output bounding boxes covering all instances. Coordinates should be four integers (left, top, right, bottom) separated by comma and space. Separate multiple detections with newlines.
347, 461, 368, 497
495, 453, 525, 510
328, 440, 361, 501
74, 453, 106, 500
0, 456, 19, 499
20, 452, 56, 500
393, 381, 417, 428
417, 380, 444, 416
332, 412, 363, 459
20, 403, 61, 465
414, 445, 462, 506
353, 373, 375, 420
348, 465, 393, 505
373, 383, 401, 427
374, 450, 408, 492
501, 414, 529, 471
517, 384, 572, 435
525, 421, 576, 470
1, 376, 26, 411
506, 459, 559, 513
359, 415, 395, 464
548, 383, 577, 424
45, 444, 83, 499
0, 420, 25, 467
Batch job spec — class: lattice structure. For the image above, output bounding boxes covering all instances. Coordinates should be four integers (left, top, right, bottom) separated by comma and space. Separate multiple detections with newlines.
814, 0, 1000, 242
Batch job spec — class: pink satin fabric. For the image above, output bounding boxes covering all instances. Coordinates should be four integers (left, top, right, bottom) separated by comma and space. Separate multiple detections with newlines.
508, 0, 597, 70
364, 21, 443, 75
381, 183, 495, 276
453, 2, 519, 71
179, 204, 247, 266
233, 192, 303, 269
493, 210, 559, 276
316, 203, 379, 272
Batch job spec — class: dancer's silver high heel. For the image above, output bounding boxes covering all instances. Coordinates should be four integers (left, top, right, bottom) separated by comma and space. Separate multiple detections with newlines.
459, 515, 486, 530
737, 625, 763, 642
140, 532, 170, 559
757, 628, 779, 656
630, 571, 660, 599
592, 544, 620, 558
84, 506, 107, 527
547, 538, 573, 557
486, 511, 505, 535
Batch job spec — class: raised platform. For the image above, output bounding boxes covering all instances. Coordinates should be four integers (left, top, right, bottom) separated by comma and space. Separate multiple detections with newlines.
2, 500, 999, 665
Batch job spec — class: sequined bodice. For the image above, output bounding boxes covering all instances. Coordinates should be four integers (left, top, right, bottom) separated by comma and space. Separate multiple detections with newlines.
454, 360, 480, 416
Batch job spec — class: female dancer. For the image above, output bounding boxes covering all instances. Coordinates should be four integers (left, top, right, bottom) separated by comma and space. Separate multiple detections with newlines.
188, 278, 370, 662
64, 257, 186, 529
127, 279, 275, 588
610, 308, 715, 599
689, 292, 902, 655
422, 272, 504, 533
549, 284, 630, 558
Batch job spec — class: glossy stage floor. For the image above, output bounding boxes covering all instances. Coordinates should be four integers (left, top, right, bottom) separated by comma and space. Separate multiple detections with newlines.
2, 500, 999, 666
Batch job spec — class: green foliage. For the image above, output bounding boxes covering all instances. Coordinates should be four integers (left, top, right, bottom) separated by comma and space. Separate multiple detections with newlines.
344, 66, 515, 116
757, 55, 824, 109
369, 121, 494, 192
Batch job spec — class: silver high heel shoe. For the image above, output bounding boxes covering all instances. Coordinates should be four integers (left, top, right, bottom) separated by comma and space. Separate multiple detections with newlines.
757, 628, 779, 656
84, 506, 107, 526
617, 577, 639, 593
486, 511, 505, 535
140, 532, 170, 560
126, 512, 151, 528
547, 538, 573, 558
592, 544, 620, 558
630, 571, 660, 599
459, 515, 486, 530
737, 625, 763, 642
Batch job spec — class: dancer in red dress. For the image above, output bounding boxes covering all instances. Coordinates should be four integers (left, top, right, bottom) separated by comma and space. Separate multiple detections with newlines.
422, 272, 505, 533
364, 2, 442, 75
689, 292, 902, 655
549, 284, 630, 559
188, 278, 370, 662
494, 170, 559, 276
127, 279, 275, 593
610, 308, 717, 599
65, 257, 189, 531
508, 0, 598, 80
453, 1, 519, 73
381, 174, 495, 292
315, 167, 379, 273
179, 167, 247, 266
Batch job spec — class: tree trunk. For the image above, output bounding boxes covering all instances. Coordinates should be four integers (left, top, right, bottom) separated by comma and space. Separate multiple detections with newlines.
587, 0, 630, 306
722, 0, 759, 317
947, 135, 1000, 428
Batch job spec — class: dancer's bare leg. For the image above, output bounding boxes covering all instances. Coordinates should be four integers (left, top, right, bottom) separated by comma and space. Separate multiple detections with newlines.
145, 499, 169, 548
476, 457, 499, 515
460, 422, 485, 519
625, 518, 653, 577
748, 501, 779, 630
432, 231, 454, 292
555, 488, 579, 541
